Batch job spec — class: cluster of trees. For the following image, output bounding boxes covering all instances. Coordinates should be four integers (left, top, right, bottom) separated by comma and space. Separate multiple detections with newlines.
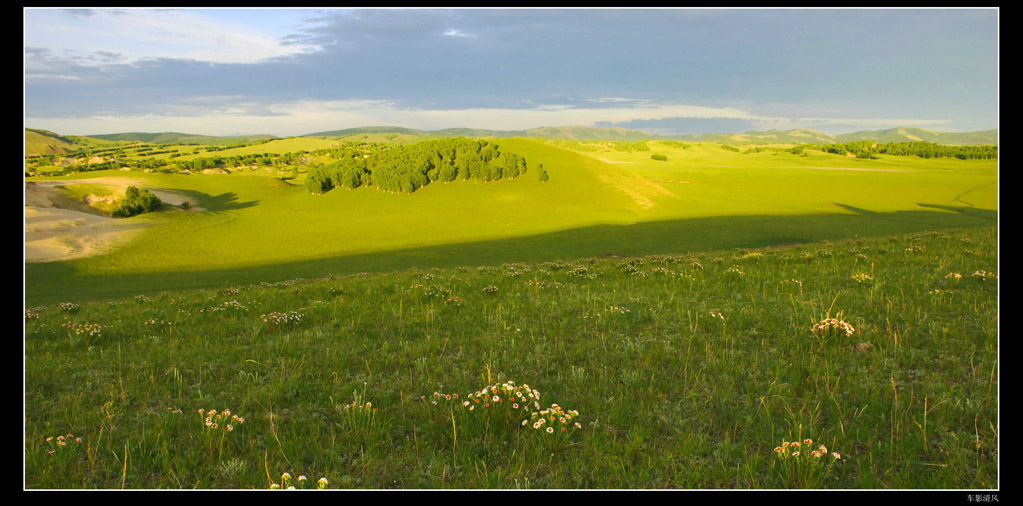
659, 141, 692, 149
791, 140, 997, 160
305, 138, 530, 194
650, 153, 668, 161
611, 141, 650, 152
111, 186, 162, 217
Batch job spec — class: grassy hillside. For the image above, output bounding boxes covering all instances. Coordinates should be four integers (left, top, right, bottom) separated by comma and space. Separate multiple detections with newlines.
25, 128, 124, 155
833, 127, 998, 145
24, 226, 998, 489
25, 138, 996, 305
303, 125, 655, 141
85, 132, 278, 145
300, 126, 998, 146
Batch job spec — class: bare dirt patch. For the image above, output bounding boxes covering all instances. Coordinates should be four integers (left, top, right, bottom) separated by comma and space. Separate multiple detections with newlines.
24, 178, 199, 262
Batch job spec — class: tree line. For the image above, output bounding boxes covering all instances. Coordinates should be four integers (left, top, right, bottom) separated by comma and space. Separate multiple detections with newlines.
790, 140, 997, 160
304, 138, 533, 194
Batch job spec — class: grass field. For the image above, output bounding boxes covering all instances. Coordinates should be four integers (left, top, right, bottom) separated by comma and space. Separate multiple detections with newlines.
22, 134, 1000, 489
25, 138, 997, 305
24, 226, 998, 489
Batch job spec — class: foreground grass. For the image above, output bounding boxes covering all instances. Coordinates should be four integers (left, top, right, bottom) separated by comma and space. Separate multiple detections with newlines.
24, 227, 998, 489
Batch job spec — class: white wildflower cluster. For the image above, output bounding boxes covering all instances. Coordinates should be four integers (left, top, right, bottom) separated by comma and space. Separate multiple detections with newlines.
260, 311, 304, 326
526, 279, 564, 290
198, 408, 244, 432
58, 302, 80, 312
270, 472, 329, 490
61, 321, 104, 337
526, 403, 583, 435
773, 438, 842, 461
972, 270, 996, 281
812, 318, 855, 338
44, 433, 83, 454
851, 273, 873, 283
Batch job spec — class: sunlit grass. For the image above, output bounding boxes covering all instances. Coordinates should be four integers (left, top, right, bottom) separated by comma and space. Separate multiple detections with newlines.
24, 226, 998, 489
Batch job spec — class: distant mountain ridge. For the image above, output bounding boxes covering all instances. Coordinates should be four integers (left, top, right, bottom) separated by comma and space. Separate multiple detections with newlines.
27, 125, 998, 153
304, 125, 997, 145
85, 132, 277, 145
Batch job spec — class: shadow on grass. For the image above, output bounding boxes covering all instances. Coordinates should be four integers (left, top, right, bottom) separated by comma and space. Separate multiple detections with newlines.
166, 189, 259, 213
25, 204, 997, 304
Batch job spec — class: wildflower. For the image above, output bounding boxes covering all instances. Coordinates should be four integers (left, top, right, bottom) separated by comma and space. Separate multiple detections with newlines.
575, 422, 582, 429
812, 451, 821, 458
227, 425, 234, 431
270, 483, 280, 489
792, 451, 799, 457
547, 427, 554, 433
523, 420, 529, 426
298, 476, 307, 482
832, 452, 842, 460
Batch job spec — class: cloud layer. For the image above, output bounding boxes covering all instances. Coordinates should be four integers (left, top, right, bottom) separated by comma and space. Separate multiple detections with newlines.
24, 8, 998, 136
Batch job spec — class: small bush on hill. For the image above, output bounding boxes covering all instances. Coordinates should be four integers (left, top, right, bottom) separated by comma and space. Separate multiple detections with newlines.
112, 186, 162, 217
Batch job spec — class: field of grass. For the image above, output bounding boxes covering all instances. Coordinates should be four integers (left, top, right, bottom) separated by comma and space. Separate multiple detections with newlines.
25, 138, 997, 305
24, 226, 998, 489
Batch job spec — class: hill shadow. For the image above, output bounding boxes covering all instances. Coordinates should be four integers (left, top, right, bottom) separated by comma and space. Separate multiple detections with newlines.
25, 205, 998, 304
167, 190, 258, 213
915, 203, 997, 221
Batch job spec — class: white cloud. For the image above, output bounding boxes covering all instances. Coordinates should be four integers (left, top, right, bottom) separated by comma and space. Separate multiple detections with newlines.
441, 28, 476, 38
25, 8, 319, 65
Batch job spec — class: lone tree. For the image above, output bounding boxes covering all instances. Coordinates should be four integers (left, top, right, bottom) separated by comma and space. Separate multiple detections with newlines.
112, 186, 162, 217
536, 163, 549, 183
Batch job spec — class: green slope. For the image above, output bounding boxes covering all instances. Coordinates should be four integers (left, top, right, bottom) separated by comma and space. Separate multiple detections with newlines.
833, 127, 998, 145
85, 132, 278, 145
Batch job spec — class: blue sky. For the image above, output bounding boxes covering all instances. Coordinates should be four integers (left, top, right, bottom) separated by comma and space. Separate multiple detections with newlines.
24, 8, 998, 137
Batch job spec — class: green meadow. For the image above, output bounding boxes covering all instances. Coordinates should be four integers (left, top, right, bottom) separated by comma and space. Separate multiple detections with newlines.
24, 226, 998, 489
24, 135, 998, 489
25, 138, 997, 305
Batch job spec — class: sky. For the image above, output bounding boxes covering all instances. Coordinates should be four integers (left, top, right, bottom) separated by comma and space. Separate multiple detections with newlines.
23, 7, 999, 137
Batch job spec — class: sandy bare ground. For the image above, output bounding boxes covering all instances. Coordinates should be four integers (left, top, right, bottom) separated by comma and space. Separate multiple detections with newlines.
24, 178, 198, 263
597, 158, 636, 164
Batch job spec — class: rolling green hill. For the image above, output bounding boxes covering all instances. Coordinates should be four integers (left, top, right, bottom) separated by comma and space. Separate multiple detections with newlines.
25, 128, 123, 155
84, 132, 278, 145
303, 125, 652, 141
832, 127, 998, 145
303, 125, 997, 145
25, 136, 997, 304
